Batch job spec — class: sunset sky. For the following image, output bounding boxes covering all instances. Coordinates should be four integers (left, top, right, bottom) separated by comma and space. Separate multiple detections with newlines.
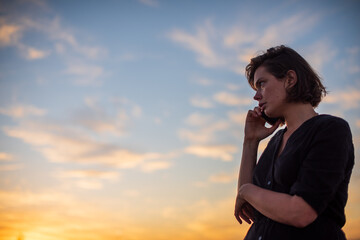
0, 0, 359, 239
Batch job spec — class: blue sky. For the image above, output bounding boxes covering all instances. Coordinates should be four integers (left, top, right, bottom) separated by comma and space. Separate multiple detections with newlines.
0, 0, 359, 239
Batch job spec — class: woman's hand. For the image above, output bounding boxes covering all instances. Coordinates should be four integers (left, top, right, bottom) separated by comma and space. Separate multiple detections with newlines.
244, 107, 280, 142
234, 193, 254, 224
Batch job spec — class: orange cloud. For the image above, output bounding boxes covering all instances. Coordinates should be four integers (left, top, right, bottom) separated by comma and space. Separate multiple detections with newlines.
185, 144, 238, 161
55, 169, 119, 189
24, 46, 49, 59
209, 172, 237, 184
68, 96, 143, 136
0, 104, 47, 119
140, 160, 172, 172
0, 163, 22, 171
2, 121, 174, 172
0, 152, 21, 172
323, 89, 360, 110
228, 111, 247, 125
0, 152, 13, 161
0, 23, 22, 46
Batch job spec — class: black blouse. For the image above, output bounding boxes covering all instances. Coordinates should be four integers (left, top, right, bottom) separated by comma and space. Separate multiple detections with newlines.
245, 115, 354, 240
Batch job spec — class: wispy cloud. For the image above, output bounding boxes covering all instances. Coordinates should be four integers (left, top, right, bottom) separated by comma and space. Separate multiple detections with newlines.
185, 112, 214, 126
226, 83, 241, 91
141, 160, 172, 172
0, 152, 13, 161
192, 77, 214, 86
336, 46, 360, 75
168, 20, 226, 68
227, 110, 247, 125
0, 163, 23, 171
209, 171, 237, 184
65, 63, 105, 86
323, 89, 360, 110
0, 96, 170, 177
346, 47, 360, 74
75, 180, 103, 189
0, 21, 49, 60
56, 169, 120, 180
0, 104, 47, 119
56, 169, 120, 190
71, 97, 142, 136
194, 170, 238, 187
223, 27, 257, 49
0, 22, 22, 46
185, 144, 238, 161
257, 13, 319, 48
24, 46, 49, 59
190, 96, 214, 108
0, 19, 48, 60
168, 12, 321, 74
0, 152, 22, 171
179, 120, 229, 144
3, 120, 174, 173
303, 40, 337, 72
213, 91, 252, 106
22, 17, 107, 60
0, 1, 107, 87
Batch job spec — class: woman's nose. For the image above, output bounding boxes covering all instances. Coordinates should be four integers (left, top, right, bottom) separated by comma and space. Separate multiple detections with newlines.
253, 90, 262, 101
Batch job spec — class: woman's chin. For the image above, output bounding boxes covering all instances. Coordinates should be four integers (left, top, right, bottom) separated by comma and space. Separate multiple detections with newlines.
264, 109, 273, 117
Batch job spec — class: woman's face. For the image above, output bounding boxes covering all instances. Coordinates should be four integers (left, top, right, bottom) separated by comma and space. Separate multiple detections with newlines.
253, 65, 287, 118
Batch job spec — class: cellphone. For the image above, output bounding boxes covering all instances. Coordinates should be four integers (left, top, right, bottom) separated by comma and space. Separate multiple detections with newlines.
261, 111, 279, 125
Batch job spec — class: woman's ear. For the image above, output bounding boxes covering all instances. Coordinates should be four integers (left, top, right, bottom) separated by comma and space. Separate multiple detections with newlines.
285, 70, 297, 88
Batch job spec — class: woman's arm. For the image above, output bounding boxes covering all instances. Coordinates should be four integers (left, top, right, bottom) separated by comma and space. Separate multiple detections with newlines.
239, 183, 318, 228
234, 139, 259, 224
237, 140, 259, 189
237, 108, 281, 187
235, 108, 280, 224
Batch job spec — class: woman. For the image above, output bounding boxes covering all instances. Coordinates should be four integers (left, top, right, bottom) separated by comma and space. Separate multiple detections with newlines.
234, 45, 354, 240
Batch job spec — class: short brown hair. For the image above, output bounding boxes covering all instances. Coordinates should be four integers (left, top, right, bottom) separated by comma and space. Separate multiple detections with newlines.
245, 45, 327, 107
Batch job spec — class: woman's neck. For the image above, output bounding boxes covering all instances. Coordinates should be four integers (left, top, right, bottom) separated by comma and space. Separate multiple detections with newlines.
283, 103, 318, 132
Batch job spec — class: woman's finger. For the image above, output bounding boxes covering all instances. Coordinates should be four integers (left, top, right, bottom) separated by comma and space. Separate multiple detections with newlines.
239, 207, 251, 224
234, 209, 243, 224
244, 204, 254, 221
254, 107, 262, 116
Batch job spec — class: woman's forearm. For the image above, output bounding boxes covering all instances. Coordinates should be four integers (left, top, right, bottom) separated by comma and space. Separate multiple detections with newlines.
239, 184, 318, 228
237, 140, 259, 189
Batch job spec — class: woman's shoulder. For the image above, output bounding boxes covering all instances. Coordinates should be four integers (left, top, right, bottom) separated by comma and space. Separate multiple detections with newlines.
313, 114, 351, 129
309, 114, 352, 137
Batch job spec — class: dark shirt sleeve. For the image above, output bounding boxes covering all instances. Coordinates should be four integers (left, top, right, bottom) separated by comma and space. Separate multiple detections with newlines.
289, 117, 353, 215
